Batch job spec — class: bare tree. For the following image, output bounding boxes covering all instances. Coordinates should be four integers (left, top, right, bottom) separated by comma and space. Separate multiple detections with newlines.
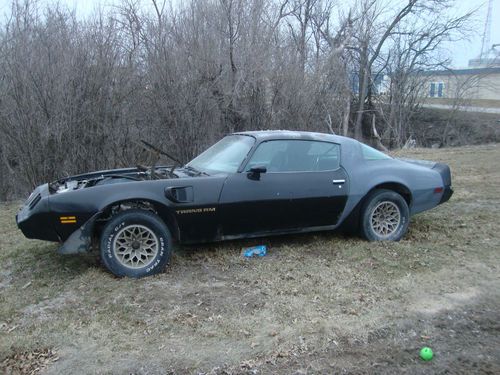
375, 3, 474, 147
0, 0, 475, 199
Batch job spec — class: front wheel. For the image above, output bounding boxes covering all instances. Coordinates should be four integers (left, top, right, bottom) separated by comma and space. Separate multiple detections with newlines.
100, 209, 172, 278
359, 189, 409, 241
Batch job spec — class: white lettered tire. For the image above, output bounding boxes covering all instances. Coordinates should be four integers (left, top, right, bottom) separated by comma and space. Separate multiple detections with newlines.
100, 209, 172, 278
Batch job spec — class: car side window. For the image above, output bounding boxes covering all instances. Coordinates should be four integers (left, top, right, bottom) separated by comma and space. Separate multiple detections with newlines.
246, 140, 340, 172
308, 141, 340, 171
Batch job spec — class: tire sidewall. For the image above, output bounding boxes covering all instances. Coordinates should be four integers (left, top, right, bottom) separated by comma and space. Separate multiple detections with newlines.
361, 190, 409, 241
100, 210, 172, 278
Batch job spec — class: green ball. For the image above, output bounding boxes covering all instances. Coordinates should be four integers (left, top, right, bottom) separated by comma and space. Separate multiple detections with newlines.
420, 347, 433, 361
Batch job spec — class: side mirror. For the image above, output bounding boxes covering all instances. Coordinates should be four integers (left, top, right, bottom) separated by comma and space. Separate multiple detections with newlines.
247, 165, 267, 180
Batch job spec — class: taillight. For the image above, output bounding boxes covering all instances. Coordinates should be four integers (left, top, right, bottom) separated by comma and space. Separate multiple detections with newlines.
434, 187, 444, 194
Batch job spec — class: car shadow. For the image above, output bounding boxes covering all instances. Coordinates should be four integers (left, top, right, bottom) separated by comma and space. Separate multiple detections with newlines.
176, 229, 352, 259
15, 229, 354, 280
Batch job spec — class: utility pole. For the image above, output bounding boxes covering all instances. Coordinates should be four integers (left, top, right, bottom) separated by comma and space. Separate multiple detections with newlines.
480, 0, 493, 61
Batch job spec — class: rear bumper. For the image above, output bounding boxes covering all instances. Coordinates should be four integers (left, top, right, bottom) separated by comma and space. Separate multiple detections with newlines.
433, 162, 453, 205
439, 186, 453, 204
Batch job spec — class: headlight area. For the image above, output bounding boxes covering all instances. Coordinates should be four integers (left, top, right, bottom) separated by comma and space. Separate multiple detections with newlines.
16, 184, 60, 242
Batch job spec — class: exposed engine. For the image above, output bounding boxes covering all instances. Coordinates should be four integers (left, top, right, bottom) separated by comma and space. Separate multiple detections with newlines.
49, 166, 176, 194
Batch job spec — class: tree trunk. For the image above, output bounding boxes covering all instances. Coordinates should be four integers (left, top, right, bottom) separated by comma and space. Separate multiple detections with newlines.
371, 113, 389, 152
342, 95, 350, 136
354, 45, 369, 142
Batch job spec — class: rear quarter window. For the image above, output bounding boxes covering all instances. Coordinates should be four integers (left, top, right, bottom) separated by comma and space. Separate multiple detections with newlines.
361, 144, 391, 160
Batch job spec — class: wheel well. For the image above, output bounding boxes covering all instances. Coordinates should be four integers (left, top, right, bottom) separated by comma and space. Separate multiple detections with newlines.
93, 199, 180, 242
370, 182, 412, 206
338, 182, 412, 235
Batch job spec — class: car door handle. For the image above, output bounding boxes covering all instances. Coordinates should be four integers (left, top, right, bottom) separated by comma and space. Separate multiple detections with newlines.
332, 179, 345, 184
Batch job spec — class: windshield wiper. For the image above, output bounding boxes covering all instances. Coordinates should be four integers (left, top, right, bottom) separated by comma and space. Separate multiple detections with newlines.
185, 165, 209, 176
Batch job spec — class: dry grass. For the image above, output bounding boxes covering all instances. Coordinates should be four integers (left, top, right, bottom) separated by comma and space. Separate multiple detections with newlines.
0, 144, 499, 374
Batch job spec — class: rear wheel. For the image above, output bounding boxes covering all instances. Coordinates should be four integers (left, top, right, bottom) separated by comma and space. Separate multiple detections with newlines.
100, 209, 172, 278
360, 189, 409, 241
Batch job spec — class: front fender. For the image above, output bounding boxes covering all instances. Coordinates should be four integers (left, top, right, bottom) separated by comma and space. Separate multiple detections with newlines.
58, 211, 102, 254
50, 175, 227, 248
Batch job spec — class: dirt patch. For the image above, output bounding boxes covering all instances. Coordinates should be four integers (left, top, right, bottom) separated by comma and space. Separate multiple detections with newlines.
0, 144, 499, 374
243, 295, 500, 375
21, 291, 78, 323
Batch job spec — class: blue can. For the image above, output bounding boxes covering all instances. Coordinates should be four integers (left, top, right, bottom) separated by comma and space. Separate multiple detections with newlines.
243, 245, 267, 257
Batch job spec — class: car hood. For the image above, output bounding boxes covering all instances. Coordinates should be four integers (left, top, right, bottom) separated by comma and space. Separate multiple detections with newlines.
49, 166, 206, 194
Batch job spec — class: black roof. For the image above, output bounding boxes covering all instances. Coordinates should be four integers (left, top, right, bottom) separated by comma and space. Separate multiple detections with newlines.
233, 130, 343, 143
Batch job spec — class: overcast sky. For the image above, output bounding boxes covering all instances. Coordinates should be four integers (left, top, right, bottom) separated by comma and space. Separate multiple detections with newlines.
0, 0, 498, 68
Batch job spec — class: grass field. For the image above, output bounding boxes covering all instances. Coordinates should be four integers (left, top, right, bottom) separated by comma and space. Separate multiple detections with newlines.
1, 144, 499, 374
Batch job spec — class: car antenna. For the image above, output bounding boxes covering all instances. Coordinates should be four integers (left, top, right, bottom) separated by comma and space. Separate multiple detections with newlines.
139, 140, 183, 178
140, 140, 182, 165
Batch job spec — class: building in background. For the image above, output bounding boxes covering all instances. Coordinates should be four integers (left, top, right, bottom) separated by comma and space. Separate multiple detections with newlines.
420, 48, 500, 109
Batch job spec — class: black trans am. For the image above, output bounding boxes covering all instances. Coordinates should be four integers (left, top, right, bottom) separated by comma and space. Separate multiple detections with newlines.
16, 131, 453, 278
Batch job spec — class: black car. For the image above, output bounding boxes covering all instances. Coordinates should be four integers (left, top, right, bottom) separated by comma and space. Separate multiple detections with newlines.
17, 131, 452, 278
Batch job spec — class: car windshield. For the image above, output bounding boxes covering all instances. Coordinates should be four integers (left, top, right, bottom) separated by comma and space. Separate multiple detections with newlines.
186, 135, 255, 174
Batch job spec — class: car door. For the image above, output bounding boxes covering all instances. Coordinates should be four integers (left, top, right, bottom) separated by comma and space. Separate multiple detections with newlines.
285, 140, 349, 228
217, 139, 295, 235
218, 139, 349, 237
